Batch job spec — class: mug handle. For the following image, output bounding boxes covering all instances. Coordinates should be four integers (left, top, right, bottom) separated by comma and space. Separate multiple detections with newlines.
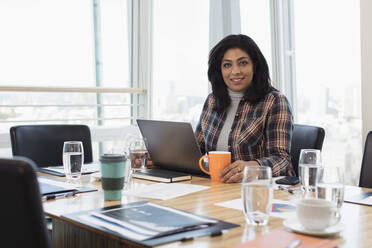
199, 155, 210, 175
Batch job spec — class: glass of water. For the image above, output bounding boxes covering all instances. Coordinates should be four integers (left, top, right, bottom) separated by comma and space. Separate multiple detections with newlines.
63, 141, 84, 180
299, 149, 322, 193
316, 166, 344, 208
241, 166, 273, 226
128, 136, 148, 171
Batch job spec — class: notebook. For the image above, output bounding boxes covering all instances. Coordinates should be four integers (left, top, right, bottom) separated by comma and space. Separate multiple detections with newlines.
132, 168, 192, 182
38, 177, 77, 195
136, 119, 205, 177
38, 177, 97, 196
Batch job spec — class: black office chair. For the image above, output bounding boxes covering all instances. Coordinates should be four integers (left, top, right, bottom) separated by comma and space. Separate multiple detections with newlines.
359, 131, 372, 188
291, 124, 325, 176
0, 157, 51, 248
10, 124, 93, 167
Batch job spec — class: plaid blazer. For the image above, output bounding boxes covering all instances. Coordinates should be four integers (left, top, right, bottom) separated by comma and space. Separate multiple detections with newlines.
195, 91, 295, 176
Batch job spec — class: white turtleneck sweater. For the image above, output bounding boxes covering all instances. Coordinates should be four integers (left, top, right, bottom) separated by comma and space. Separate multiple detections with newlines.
216, 89, 244, 151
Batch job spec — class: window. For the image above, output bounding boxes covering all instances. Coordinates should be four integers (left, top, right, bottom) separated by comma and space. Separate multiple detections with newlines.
240, 0, 272, 75
97, 0, 133, 126
0, 0, 97, 133
100, 0, 131, 87
152, 0, 209, 127
293, 0, 361, 184
0, 0, 95, 86
0, 0, 135, 158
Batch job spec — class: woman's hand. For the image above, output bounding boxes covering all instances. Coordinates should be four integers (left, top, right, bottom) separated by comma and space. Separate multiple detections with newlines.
220, 160, 259, 183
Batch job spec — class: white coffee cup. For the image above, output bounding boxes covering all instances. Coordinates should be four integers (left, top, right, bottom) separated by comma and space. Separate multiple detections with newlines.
296, 198, 340, 230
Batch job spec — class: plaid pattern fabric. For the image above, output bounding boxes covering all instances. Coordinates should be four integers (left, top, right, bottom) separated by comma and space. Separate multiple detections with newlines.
195, 91, 295, 176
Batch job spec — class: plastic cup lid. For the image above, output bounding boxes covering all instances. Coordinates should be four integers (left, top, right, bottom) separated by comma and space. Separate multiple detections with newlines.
99, 153, 127, 163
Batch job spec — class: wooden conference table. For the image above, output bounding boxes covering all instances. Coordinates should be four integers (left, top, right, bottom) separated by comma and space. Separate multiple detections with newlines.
42, 173, 372, 248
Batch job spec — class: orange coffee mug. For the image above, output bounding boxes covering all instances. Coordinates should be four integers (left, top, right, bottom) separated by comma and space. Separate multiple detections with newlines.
199, 151, 231, 182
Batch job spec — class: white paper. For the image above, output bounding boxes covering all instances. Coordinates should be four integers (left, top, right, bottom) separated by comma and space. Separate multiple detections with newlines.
123, 183, 209, 200
344, 185, 372, 206
215, 198, 296, 219
359, 196, 372, 205
38, 177, 79, 190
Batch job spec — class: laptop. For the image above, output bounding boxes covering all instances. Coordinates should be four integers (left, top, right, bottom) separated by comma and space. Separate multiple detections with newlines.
136, 119, 205, 176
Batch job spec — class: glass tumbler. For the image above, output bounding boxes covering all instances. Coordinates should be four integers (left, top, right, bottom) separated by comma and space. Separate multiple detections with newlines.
241, 166, 273, 226
299, 149, 322, 193
63, 141, 84, 180
128, 136, 148, 171
316, 166, 345, 209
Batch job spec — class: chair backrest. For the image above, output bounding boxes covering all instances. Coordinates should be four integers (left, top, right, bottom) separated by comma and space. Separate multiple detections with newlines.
359, 131, 372, 188
10, 124, 93, 167
0, 157, 51, 248
291, 124, 325, 176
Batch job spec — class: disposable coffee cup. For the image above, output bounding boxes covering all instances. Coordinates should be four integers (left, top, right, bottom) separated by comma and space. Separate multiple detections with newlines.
99, 154, 127, 201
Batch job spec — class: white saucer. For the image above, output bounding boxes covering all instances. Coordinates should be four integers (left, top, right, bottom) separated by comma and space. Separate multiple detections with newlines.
283, 217, 343, 237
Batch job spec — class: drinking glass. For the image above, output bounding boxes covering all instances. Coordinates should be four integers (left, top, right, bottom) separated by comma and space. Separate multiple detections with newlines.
298, 149, 322, 193
123, 133, 135, 183
63, 141, 84, 180
128, 136, 148, 171
316, 166, 344, 208
241, 166, 273, 226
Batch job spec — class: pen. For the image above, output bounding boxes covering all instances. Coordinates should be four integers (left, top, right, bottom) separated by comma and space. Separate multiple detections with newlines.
278, 185, 295, 194
42, 191, 77, 201
181, 230, 224, 242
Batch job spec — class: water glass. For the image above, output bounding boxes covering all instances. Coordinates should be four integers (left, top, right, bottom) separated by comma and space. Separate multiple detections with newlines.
63, 141, 84, 180
241, 166, 273, 226
299, 149, 322, 193
316, 166, 344, 208
128, 136, 148, 171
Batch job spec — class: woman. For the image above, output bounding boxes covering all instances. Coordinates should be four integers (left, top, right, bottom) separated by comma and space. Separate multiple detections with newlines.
195, 34, 295, 183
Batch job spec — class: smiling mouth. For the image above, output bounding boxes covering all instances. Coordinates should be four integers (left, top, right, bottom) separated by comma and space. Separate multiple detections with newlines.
230, 78, 244, 84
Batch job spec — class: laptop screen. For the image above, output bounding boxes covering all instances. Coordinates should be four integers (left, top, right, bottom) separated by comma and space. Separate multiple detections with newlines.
136, 119, 204, 175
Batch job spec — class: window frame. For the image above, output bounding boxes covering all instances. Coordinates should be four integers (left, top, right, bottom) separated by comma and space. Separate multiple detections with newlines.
0, 0, 147, 151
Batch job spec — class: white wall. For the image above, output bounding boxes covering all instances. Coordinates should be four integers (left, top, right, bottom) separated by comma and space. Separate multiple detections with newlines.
361, 0, 372, 143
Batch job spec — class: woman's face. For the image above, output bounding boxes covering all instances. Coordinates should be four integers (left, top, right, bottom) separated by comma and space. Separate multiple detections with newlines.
220, 48, 254, 92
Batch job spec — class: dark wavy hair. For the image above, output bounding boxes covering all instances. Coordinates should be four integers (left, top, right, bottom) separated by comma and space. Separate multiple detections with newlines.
208, 34, 275, 112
